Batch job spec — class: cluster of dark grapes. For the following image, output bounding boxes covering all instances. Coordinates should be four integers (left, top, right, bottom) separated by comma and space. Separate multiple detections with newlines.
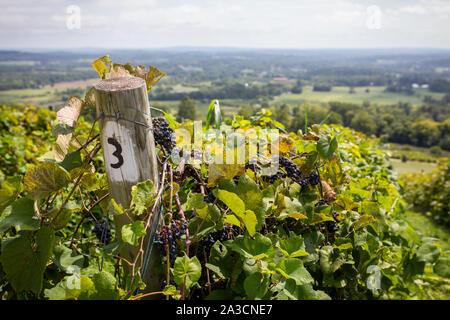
245, 160, 259, 172
325, 220, 339, 233
262, 171, 287, 183
93, 219, 112, 245
195, 226, 237, 262
201, 229, 229, 252
162, 279, 177, 287
204, 187, 216, 204
278, 156, 321, 187
154, 218, 188, 265
315, 198, 330, 207
152, 117, 176, 154
280, 156, 303, 181
300, 171, 320, 186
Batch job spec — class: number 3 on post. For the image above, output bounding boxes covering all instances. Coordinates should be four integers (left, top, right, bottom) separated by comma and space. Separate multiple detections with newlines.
107, 137, 124, 169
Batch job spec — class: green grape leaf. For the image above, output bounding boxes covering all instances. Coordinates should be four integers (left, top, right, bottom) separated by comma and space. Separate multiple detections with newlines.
0, 197, 39, 233
0, 226, 56, 294
186, 193, 207, 211
278, 279, 318, 300
207, 163, 245, 187
236, 175, 266, 230
230, 233, 274, 261
309, 213, 335, 225
416, 243, 440, 263
237, 210, 257, 236
162, 285, 181, 299
51, 245, 85, 272
275, 259, 313, 285
49, 209, 73, 231
173, 255, 202, 292
217, 189, 245, 215
121, 221, 147, 246
45, 275, 95, 300
433, 257, 450, 278
278, 232, 309, 258
0, 176, 22, 215
131, 179, 156, 216
223, 214, 241, 228
80, 172, 102, 191
243, 273, 270, 299
205, 241, 233, 279
350, 214, 376, 231
89, 271, 120, 300
317, 135, 338, 160
52, 123, 74, 137
319, 246, 354, 275
58, 151, 83, 172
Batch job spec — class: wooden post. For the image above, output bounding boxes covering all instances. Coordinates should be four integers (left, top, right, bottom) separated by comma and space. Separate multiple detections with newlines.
94, 76, 161, 293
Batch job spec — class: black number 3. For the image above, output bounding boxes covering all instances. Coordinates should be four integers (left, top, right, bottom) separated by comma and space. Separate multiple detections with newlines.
107, 137, 124, 169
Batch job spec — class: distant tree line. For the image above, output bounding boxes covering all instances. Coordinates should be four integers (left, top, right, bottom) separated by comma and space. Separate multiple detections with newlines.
151, 82, 286, 101
240, 95, 450, 151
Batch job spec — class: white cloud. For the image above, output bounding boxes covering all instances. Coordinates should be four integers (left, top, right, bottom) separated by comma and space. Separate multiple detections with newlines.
399, 5, 427, 15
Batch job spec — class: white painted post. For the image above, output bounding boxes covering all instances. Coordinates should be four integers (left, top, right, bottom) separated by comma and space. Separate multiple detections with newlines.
94, 76, 161, 293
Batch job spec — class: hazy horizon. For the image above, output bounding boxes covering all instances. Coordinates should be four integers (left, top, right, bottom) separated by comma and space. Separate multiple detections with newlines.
1, 0, 450, 50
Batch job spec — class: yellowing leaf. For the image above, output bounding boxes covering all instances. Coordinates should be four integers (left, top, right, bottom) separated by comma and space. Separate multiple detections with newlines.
217, 189, 245, 215
223, 214, 241, 228
207, 163, 245, 187
196, 205, 210, 219
309, 213, 334, 225
145, 66, 166, 91
333, 242, 353, 250
24, 162, 71, 199
236, 210, 257, 236
278, 137, 294, 153
287, 212, 308, 220
92, 55, 112, 79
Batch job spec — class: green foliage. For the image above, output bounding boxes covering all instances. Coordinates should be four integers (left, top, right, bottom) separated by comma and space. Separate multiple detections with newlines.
177, 96, 198, 121
0, 104, 55, 179
0, 56, 446, 301
400, 161, 450, 226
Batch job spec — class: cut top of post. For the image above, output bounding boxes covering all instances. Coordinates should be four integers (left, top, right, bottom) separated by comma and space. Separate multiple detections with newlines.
94, 76, 146, 92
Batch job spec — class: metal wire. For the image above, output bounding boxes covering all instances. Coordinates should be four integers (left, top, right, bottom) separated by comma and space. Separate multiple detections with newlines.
99, 111, 151, 129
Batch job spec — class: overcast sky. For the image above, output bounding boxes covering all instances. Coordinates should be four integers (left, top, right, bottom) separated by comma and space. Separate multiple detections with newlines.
1, 0, 449, 49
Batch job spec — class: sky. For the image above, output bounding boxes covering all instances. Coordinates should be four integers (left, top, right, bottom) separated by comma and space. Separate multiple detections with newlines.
1, 0, 450, 49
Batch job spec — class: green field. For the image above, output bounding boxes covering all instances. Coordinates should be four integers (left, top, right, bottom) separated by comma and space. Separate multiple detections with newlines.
272, 86, 446, 107
390, 158, 437, 174
0, 88, 63, 105
0, 87, 89, 107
